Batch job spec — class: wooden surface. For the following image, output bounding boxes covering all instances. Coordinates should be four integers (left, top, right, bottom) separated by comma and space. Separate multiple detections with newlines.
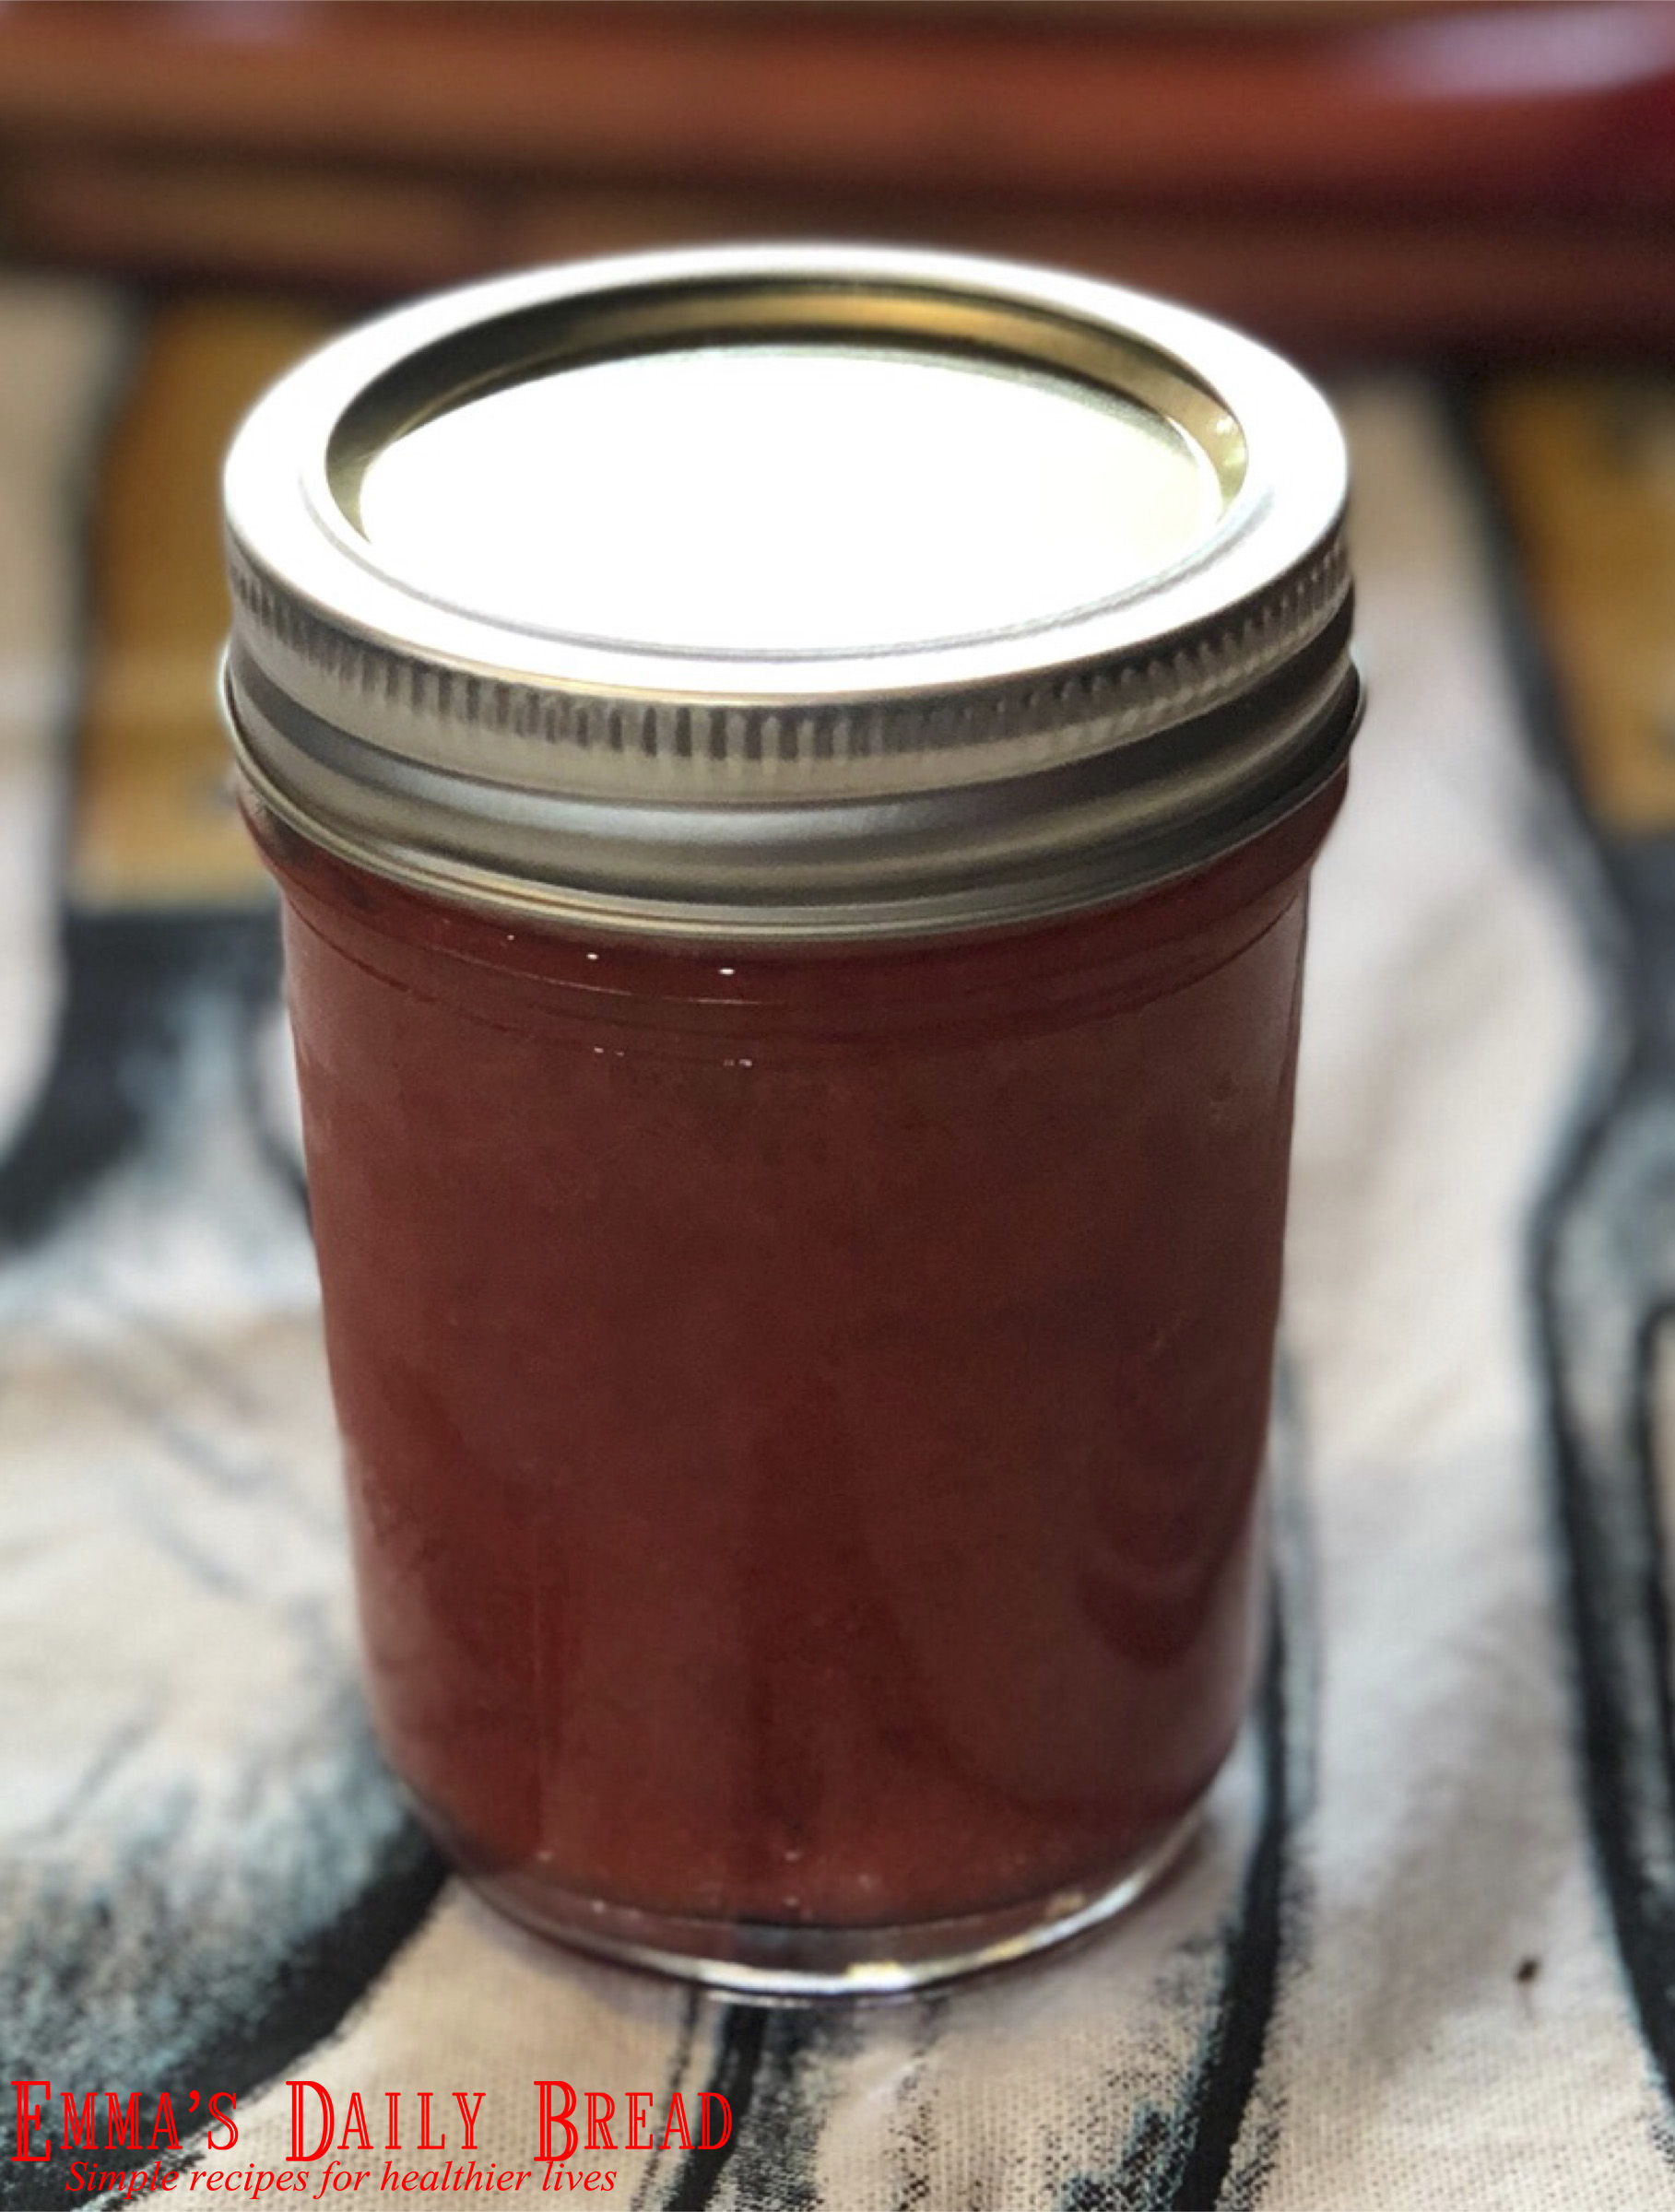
0, 3, 1672, 355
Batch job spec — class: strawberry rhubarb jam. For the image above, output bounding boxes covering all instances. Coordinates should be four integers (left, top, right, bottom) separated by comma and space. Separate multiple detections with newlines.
221, 246, 1360, 1992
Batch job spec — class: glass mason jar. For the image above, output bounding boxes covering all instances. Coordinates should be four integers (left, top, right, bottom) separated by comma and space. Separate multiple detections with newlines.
220, 246, 1360, 1994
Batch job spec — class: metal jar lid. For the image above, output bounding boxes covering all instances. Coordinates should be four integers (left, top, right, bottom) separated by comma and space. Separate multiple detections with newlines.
221, 243, 1359, 944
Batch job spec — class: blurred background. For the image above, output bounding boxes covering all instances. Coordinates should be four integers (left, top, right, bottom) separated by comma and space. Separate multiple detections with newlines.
3, 0, 1673, 353
4, 0, 1672, 935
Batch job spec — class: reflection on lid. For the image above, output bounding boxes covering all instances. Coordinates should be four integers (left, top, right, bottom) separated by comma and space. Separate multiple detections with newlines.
353, 344, 1229, 658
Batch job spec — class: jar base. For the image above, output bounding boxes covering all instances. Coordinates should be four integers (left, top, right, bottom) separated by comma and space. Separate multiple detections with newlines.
455, 1807, 1203, 1998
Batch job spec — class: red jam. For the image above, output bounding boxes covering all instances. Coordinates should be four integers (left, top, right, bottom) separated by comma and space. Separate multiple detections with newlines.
255, 774, 1341, 1940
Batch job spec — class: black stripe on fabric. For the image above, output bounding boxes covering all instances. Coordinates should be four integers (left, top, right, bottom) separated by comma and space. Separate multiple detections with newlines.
174, 1830, 448, 2142
660, 2004, 767, 2211
0, 907, 281, 1250
1445, 378, 1675, 2125
0, 290, 146, 1251
1168, 1600, 1292, 2212
1062, 1594, 1294, 2212
1, 1838, 445, 2212
1065, 1369, 1315, 2212
1633, 1298, 1675, 1787
629, 1993, 702, 2212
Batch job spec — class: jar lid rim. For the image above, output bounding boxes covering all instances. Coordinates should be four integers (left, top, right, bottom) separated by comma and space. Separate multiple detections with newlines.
221, 243, 1358, 942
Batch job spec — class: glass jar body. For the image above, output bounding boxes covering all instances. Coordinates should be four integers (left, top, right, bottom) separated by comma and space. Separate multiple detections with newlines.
256, 776, 1342, 1994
